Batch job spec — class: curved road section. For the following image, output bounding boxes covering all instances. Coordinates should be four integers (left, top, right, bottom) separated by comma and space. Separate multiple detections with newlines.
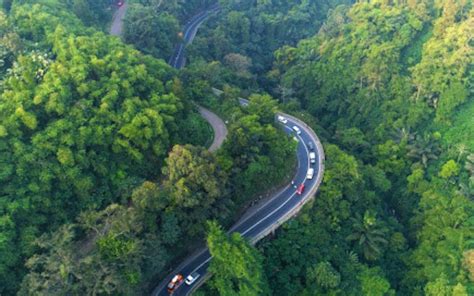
196, 106, 226, 152
110, 3, 127, 36
109, 3, 326, 296
169, 3, 220, 68
109, 2, 227, 153
153, 106, 325, 296
167, 3, 227, 152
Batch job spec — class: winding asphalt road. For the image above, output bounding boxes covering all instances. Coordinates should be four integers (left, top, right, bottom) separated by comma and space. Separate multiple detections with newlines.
168, 3, 227, 153
153, 6, 325, 296
196, 106, 226, 152
110, 4, 325, 296
110, 3, 127, 36
109, 2, 227, 153
153, 110, 324, 296
169, 3, 220, 68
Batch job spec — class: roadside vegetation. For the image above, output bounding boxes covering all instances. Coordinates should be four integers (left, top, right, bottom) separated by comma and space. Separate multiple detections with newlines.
122, 0, 216, 60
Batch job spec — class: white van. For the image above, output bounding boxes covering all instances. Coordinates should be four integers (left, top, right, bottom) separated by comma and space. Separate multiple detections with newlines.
307, 168, 314, 180
309, 152, 316, 164
292, 126, 301, 135
277, 115, 288, 124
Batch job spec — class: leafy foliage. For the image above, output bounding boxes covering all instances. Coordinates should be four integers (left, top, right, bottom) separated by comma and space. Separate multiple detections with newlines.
346, 211, 388, 261
123, 0, 216, 61
2, 0, 474, 295
258, 1, 474, 295
207, 221, 270, 296
123, 5, 180, 59
0, 2, 198, 293
188, 0, 353, 76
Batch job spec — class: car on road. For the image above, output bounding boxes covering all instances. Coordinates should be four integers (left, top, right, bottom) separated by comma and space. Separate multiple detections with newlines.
277, 115, 288, 124
296, 183, 305, 195
185, 272, 200, 285
309, 152, 316, 164
117, 1, 124, 7
308, 141, 314, 150
292, 126, 301, 135
306, 168, 314, 180
167, 274, 184, 294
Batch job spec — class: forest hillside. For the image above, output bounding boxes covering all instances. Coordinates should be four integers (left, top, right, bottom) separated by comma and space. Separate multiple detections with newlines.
0, 0, 473, 295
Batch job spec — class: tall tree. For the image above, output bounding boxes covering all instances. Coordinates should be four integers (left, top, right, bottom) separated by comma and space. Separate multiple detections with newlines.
207, 221, 270, 296
163, 145, 230, 236
347, 211, 388, 261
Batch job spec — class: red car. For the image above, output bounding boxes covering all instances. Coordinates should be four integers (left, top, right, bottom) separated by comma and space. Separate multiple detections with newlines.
296, 183, 305, 195
167, 274, 184, 294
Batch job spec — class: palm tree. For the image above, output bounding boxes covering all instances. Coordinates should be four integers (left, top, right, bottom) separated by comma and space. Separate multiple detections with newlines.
456, 154, 474, 200
465, 154, 474, 175
391, 127, 416, 144
347, 212, 387, 261
406, 134, 441, 168
454, 143, 468, 162
458, 181, 474, 200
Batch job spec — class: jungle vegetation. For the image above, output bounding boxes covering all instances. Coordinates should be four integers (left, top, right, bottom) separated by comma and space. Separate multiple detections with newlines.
0, 0, 473, 295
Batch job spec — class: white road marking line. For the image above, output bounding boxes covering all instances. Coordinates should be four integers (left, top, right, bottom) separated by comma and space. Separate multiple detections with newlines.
241, 190, 298, 236
240, 121, 310, 237
228, 124, 299, 232
189, 256, 212, 277
188, 122, 311, 276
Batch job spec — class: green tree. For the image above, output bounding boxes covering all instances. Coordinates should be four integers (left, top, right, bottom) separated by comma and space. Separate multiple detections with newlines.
207, 221, 270, 296
0, 5, 188, 291
359, 267, 393, 296
405, 181, 474, 293
163, 145, 230, 236
347, 211, 388, 261
246, 93, 278, 125
0, 10, 21, 80
309, 261, 341, 289
20, 180, 171, 295
223, 53, 252, 78
439, 160, 460, 179
224, 112, 295, 199
123, 4, 180, 60
406, 134, 441, 168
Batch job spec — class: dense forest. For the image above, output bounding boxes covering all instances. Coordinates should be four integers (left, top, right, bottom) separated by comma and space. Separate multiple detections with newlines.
254, 1, 474, 295
0, 0, 293, 294
1, 0, 473, 295
188, 0, 354, 80
123, 0, 216, 59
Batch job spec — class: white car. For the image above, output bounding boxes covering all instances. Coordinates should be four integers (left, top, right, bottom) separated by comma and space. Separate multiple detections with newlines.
307, 168, 314, 180
309, 152, 316, 164
277, 115, 288, 124
292, 126, 301, 135
185, 272, 200, 285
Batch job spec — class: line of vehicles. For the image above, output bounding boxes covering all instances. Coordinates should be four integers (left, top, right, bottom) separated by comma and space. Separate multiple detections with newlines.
277, 115, 317, 195
165, 115, 317, 294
